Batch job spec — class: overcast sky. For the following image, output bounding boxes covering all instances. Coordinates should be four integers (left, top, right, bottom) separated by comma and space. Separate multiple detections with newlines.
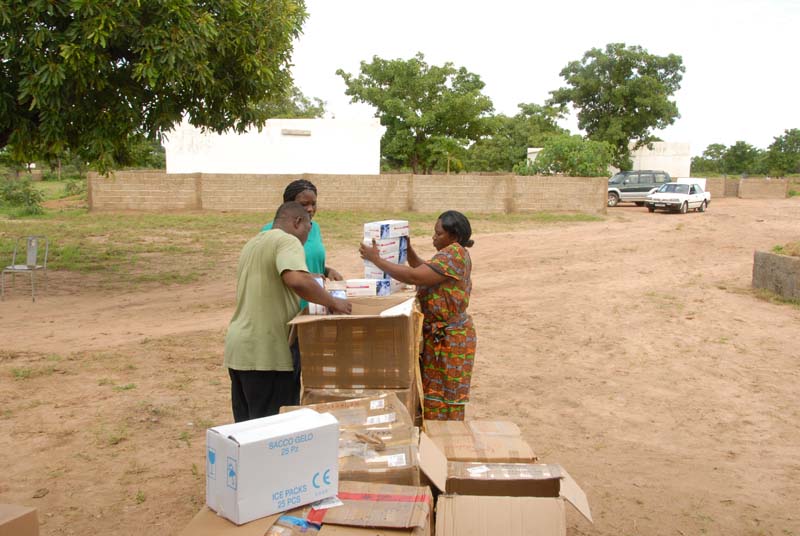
289, 0, 800, 156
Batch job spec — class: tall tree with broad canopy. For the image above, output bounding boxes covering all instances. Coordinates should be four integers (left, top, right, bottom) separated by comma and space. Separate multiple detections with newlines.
337, 53, 494, 174
549, 43, 685, 170
0, 0, 308, 172
765, 129, 800, 176
465, 103, 566, 172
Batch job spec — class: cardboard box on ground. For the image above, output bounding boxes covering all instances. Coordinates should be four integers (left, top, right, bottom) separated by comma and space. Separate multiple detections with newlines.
417, 433, 593, 536
0, 503, 39, 536
289, 295, 423, 391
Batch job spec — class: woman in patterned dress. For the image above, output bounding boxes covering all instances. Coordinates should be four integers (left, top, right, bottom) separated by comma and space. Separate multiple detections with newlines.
359, 211, 476, 420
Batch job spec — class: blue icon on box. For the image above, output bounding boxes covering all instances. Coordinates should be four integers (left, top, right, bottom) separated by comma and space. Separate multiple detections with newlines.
207, 448, 216, 479
226, 457, 237, 490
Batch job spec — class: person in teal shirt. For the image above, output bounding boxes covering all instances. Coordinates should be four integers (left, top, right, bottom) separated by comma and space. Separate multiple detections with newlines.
262, 180, 342, 285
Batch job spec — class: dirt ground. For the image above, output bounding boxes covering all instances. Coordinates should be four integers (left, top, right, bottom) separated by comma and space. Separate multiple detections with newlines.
1, 197, 799, 535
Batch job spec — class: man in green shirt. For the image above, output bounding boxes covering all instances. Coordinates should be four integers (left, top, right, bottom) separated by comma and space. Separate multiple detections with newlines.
224, 201, 351, 421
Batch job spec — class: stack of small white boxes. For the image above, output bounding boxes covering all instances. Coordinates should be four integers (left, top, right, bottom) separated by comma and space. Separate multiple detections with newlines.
346, 219, 410, 297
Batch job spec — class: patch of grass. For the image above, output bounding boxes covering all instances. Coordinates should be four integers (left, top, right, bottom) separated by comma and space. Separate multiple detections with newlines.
11, 365, 55, 379
191, 463, 200, 479
1, 206, 604, 290
753, 288, 800, 309
135, 490, 146, 504
104, 426, 129, 446
178, 430, 191, 447
112, 383, 136, 392
788, 189, 798, 197
98, 378, 114, 386
772, 241, 800, 257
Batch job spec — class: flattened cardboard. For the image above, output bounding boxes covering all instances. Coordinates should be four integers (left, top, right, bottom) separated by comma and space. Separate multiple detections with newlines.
177, 507, 280, 536
435, 496, 565, 536
423, 420, 536, 462
0, 504, 38, 536
290, 296, 421, 389
311, 481, 431, 536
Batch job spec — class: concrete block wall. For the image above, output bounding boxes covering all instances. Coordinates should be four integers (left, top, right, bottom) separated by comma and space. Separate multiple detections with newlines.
753, 251, 800, 299
514, 176, 606, 214
411, 175, 508, 213
738, 178, 788, 198
89, 171, 607, 214
88, 171, 200, 210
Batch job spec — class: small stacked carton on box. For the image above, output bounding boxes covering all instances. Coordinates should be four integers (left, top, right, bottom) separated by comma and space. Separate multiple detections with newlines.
346, 219, 410, 297
205, 408, 339, 525
418, 422, 593, 536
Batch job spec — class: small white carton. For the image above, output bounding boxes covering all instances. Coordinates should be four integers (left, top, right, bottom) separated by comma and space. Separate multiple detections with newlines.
346, 278, 392, 297
205, 408, 339, 525
363, 220, 410, 240
364, 236, 408, 256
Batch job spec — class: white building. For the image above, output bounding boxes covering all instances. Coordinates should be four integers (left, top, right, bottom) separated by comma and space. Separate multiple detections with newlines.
163, 118, 385, 175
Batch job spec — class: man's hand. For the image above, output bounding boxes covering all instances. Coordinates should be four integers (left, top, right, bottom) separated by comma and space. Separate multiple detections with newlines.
329, 297, 352, 315
326, 267, 344, 281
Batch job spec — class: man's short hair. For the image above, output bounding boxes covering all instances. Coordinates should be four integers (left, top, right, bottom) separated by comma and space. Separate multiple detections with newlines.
274, 201, 310, 223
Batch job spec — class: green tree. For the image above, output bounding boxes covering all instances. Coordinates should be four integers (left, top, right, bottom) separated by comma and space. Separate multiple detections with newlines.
465, 103, 566, 172
691, 143, 727, 174
337, 53, 494, 174
513, 134, 613, 177
765, 129, 800, 176
261, 85, 326, 119
549, 43, 685, 170
722, 141, 764, 175
0, 0, 308, 172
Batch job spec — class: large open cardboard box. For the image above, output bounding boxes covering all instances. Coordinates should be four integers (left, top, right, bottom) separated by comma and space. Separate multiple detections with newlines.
289, 295, 422, 389
418, 434, 592, 536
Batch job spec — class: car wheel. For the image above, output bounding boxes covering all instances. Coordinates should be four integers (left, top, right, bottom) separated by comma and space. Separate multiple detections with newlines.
635, 202, 644, 207
698, 200, 707, 212
679, 202, 688, 214
647, 206, 655, 213
607, 192, 619, 207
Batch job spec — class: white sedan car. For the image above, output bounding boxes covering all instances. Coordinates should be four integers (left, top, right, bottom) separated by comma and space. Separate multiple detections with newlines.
645, 182, 711, 213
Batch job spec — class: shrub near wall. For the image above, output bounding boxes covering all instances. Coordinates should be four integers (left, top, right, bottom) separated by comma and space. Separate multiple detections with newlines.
89, 172, 608, 214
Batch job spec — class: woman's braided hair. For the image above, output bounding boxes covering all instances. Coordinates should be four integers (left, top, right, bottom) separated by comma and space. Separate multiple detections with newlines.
283, 179, 317, 202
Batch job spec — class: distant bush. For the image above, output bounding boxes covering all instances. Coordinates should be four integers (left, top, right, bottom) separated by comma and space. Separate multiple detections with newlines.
0, 178, 45, 215
64, 179, 87, 198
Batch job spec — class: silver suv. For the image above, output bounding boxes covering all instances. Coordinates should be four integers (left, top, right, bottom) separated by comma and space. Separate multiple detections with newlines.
607, 170, 671, 207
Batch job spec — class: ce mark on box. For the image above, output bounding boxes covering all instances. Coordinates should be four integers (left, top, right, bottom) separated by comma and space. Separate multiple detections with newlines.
311, 469, 331, 489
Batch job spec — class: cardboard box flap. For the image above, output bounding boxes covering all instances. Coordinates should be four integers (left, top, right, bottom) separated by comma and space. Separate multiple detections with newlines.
418, 433, 448, 492
289, 296, 415, 325
178, 507, 280, 536
424, 420, 521, 438
309, 481, 431, 529
558, 469, 593, 523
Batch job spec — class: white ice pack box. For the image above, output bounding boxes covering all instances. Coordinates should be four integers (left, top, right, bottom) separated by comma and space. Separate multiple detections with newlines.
346, 278, 392, 297
364, 236, 408, 256
205, 408, 339, 524
363, 220, 410, 240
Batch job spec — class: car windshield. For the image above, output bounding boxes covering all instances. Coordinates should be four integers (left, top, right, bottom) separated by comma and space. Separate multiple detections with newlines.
608, 174, 625, 184
658, 183, 689, 194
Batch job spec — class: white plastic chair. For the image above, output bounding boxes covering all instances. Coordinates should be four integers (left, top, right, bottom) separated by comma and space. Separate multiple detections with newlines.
1, 236, 49, 302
